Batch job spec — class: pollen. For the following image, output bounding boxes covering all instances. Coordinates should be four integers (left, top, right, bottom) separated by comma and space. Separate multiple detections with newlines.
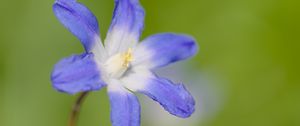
122, 48, 133, 67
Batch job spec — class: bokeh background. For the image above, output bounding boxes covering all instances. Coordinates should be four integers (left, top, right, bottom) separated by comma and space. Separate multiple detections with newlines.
0, 0, 299, 126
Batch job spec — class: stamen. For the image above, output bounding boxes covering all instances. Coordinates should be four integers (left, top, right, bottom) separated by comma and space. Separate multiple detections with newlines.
123, 48, 133, 67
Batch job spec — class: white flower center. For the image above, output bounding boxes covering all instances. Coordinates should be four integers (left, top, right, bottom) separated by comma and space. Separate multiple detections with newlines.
104, 48, 133, 78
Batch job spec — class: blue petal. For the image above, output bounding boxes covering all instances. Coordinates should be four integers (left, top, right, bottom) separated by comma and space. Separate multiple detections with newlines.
133, 33, 198, 69
122, 71, 195, 118
144, 77, 195, 118
51, 53, 106, 94
53, 0, 101, 52
108, 80, 140, 126
105, 0, 145, 55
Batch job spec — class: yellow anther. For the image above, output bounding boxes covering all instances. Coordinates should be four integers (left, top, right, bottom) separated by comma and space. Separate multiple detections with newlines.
122, 48, 133, 67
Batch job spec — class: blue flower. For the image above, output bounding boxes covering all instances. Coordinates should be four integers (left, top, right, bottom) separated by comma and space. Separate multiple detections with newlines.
51, 0, 198, 125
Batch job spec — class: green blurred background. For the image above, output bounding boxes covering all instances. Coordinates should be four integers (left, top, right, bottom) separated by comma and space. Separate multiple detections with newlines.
0, 0, 299, 126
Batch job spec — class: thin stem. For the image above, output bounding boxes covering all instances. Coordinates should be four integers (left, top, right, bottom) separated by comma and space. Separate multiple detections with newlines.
68, 92, 89, 126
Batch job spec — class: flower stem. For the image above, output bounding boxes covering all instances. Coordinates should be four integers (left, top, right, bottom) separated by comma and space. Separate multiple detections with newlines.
68, 92, 89, 126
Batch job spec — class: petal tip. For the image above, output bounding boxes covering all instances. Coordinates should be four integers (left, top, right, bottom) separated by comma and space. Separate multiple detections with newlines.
169, 83, 196, 118
180, 34, 199, 58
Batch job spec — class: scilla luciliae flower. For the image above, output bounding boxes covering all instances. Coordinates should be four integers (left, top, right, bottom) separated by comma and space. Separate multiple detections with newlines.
51, 0, 198, 125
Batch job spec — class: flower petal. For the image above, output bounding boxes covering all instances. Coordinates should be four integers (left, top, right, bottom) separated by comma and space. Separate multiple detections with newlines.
108, 79, 140, 126
51, 53, 106, 94
122, 69, 195, 118
105, 0, 145, 56
53, 0, 105, 53
132, 33, 198, 69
